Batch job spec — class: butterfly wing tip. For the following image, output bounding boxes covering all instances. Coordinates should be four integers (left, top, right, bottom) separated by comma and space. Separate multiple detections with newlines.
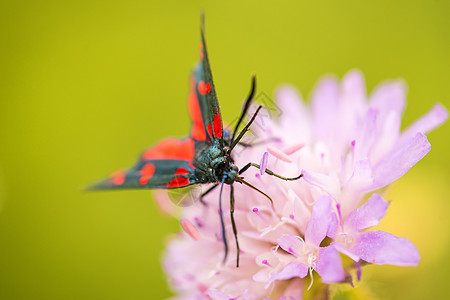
84, 180, 112, 192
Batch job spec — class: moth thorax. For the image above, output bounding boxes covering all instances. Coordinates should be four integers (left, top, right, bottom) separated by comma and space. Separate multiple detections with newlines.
211, 157, 226, 168
208, 146, 222, 159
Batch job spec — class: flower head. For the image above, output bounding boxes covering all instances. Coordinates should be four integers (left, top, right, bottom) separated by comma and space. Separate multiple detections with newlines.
161, 70, 447, 299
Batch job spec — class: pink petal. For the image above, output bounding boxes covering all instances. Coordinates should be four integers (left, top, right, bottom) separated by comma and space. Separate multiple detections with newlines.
301, 169, 340, 200
354, 109, 377, 160
276, 86, 307, 123
345, 159, 374, 192
345, 193, 389, 231
399, 103, 448, 144
276, 86, 311, 142
278, 234, 303, 256
341, 70, 366, 105
311, 76, 340, 140
327, 213, 339, 238
253, 269, 271, 282
271, 261, 309, 282
315, 246, 345, 283
369, 80, 406, 117
370, 110, 402, 161
153, 190, 177, 215
206, 288, 230, 300
332, 243, 361, 262
281, 278, 304, 300
305, 196, 332, 247
370, 132, 430, 190
351, 231, 420, 266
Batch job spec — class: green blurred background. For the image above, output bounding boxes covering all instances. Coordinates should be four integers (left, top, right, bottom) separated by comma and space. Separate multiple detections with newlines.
0, 0, 449, 299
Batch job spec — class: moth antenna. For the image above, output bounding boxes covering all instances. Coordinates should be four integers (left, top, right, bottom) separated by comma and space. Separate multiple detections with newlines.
231, 75, 256, 144
230, 105, 263, 151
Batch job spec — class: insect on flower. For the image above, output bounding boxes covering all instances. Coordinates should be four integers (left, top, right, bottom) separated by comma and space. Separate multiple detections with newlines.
90, 20, 303, 267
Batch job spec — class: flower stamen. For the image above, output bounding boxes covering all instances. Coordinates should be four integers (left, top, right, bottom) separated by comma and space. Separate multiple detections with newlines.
181, 218, 200, 240
252, 207, 270, 225
336, 203, 344, 231
262, 259, 273, 268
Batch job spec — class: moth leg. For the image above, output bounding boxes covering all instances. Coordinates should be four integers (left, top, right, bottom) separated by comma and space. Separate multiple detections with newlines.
218, 178, 228, 264
230, 184, 240, 268
239, 162, 303, 181
199, 184, 219, 206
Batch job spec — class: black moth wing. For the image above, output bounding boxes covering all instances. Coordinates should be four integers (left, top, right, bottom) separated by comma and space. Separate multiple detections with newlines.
90, 138, 199, 190
188, 26, 224, 147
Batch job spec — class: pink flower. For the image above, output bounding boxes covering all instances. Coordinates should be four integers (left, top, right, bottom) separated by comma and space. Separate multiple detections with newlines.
161, 70, 447, 299
268, 196, 345, 288
329, 193, 420, 267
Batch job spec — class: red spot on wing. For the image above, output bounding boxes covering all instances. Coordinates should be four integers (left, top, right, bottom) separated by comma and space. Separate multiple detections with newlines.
198, 80, 211, 95
139, 163, 156, 185
109, 169, 125, 185
199, 42, 205, 60
166, 167, 191, 188
206, 111, 223, 139
142, 138, 195, 161
188, 77, 206, 141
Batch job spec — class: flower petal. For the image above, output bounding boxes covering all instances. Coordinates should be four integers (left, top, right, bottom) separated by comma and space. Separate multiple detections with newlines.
301, 169, 340, 200
327, 213, 339, 238
206, 288, 230, 300
311, 76, 340, 141
370, 132, 430, 190
345, 159, 374, 192
345, 193, 389, 231
399, 103, 448, 144
341, 70, 366, 105
340, 70, 367, 122
278, 234, 303, 256
281, 278, 304, 300
276, 86, 307, 124
305, 195, 333, 246
369, 80, 406, 117
354, 109, 377, 160
350, 231, 420, 266
315, 246, 345, 283
332, 243, 361, 262
277, 86, 311, 141
270, 261, 309, 282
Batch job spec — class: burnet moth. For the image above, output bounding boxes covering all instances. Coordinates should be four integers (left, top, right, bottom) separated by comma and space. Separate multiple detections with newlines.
91, 20, 302, 267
